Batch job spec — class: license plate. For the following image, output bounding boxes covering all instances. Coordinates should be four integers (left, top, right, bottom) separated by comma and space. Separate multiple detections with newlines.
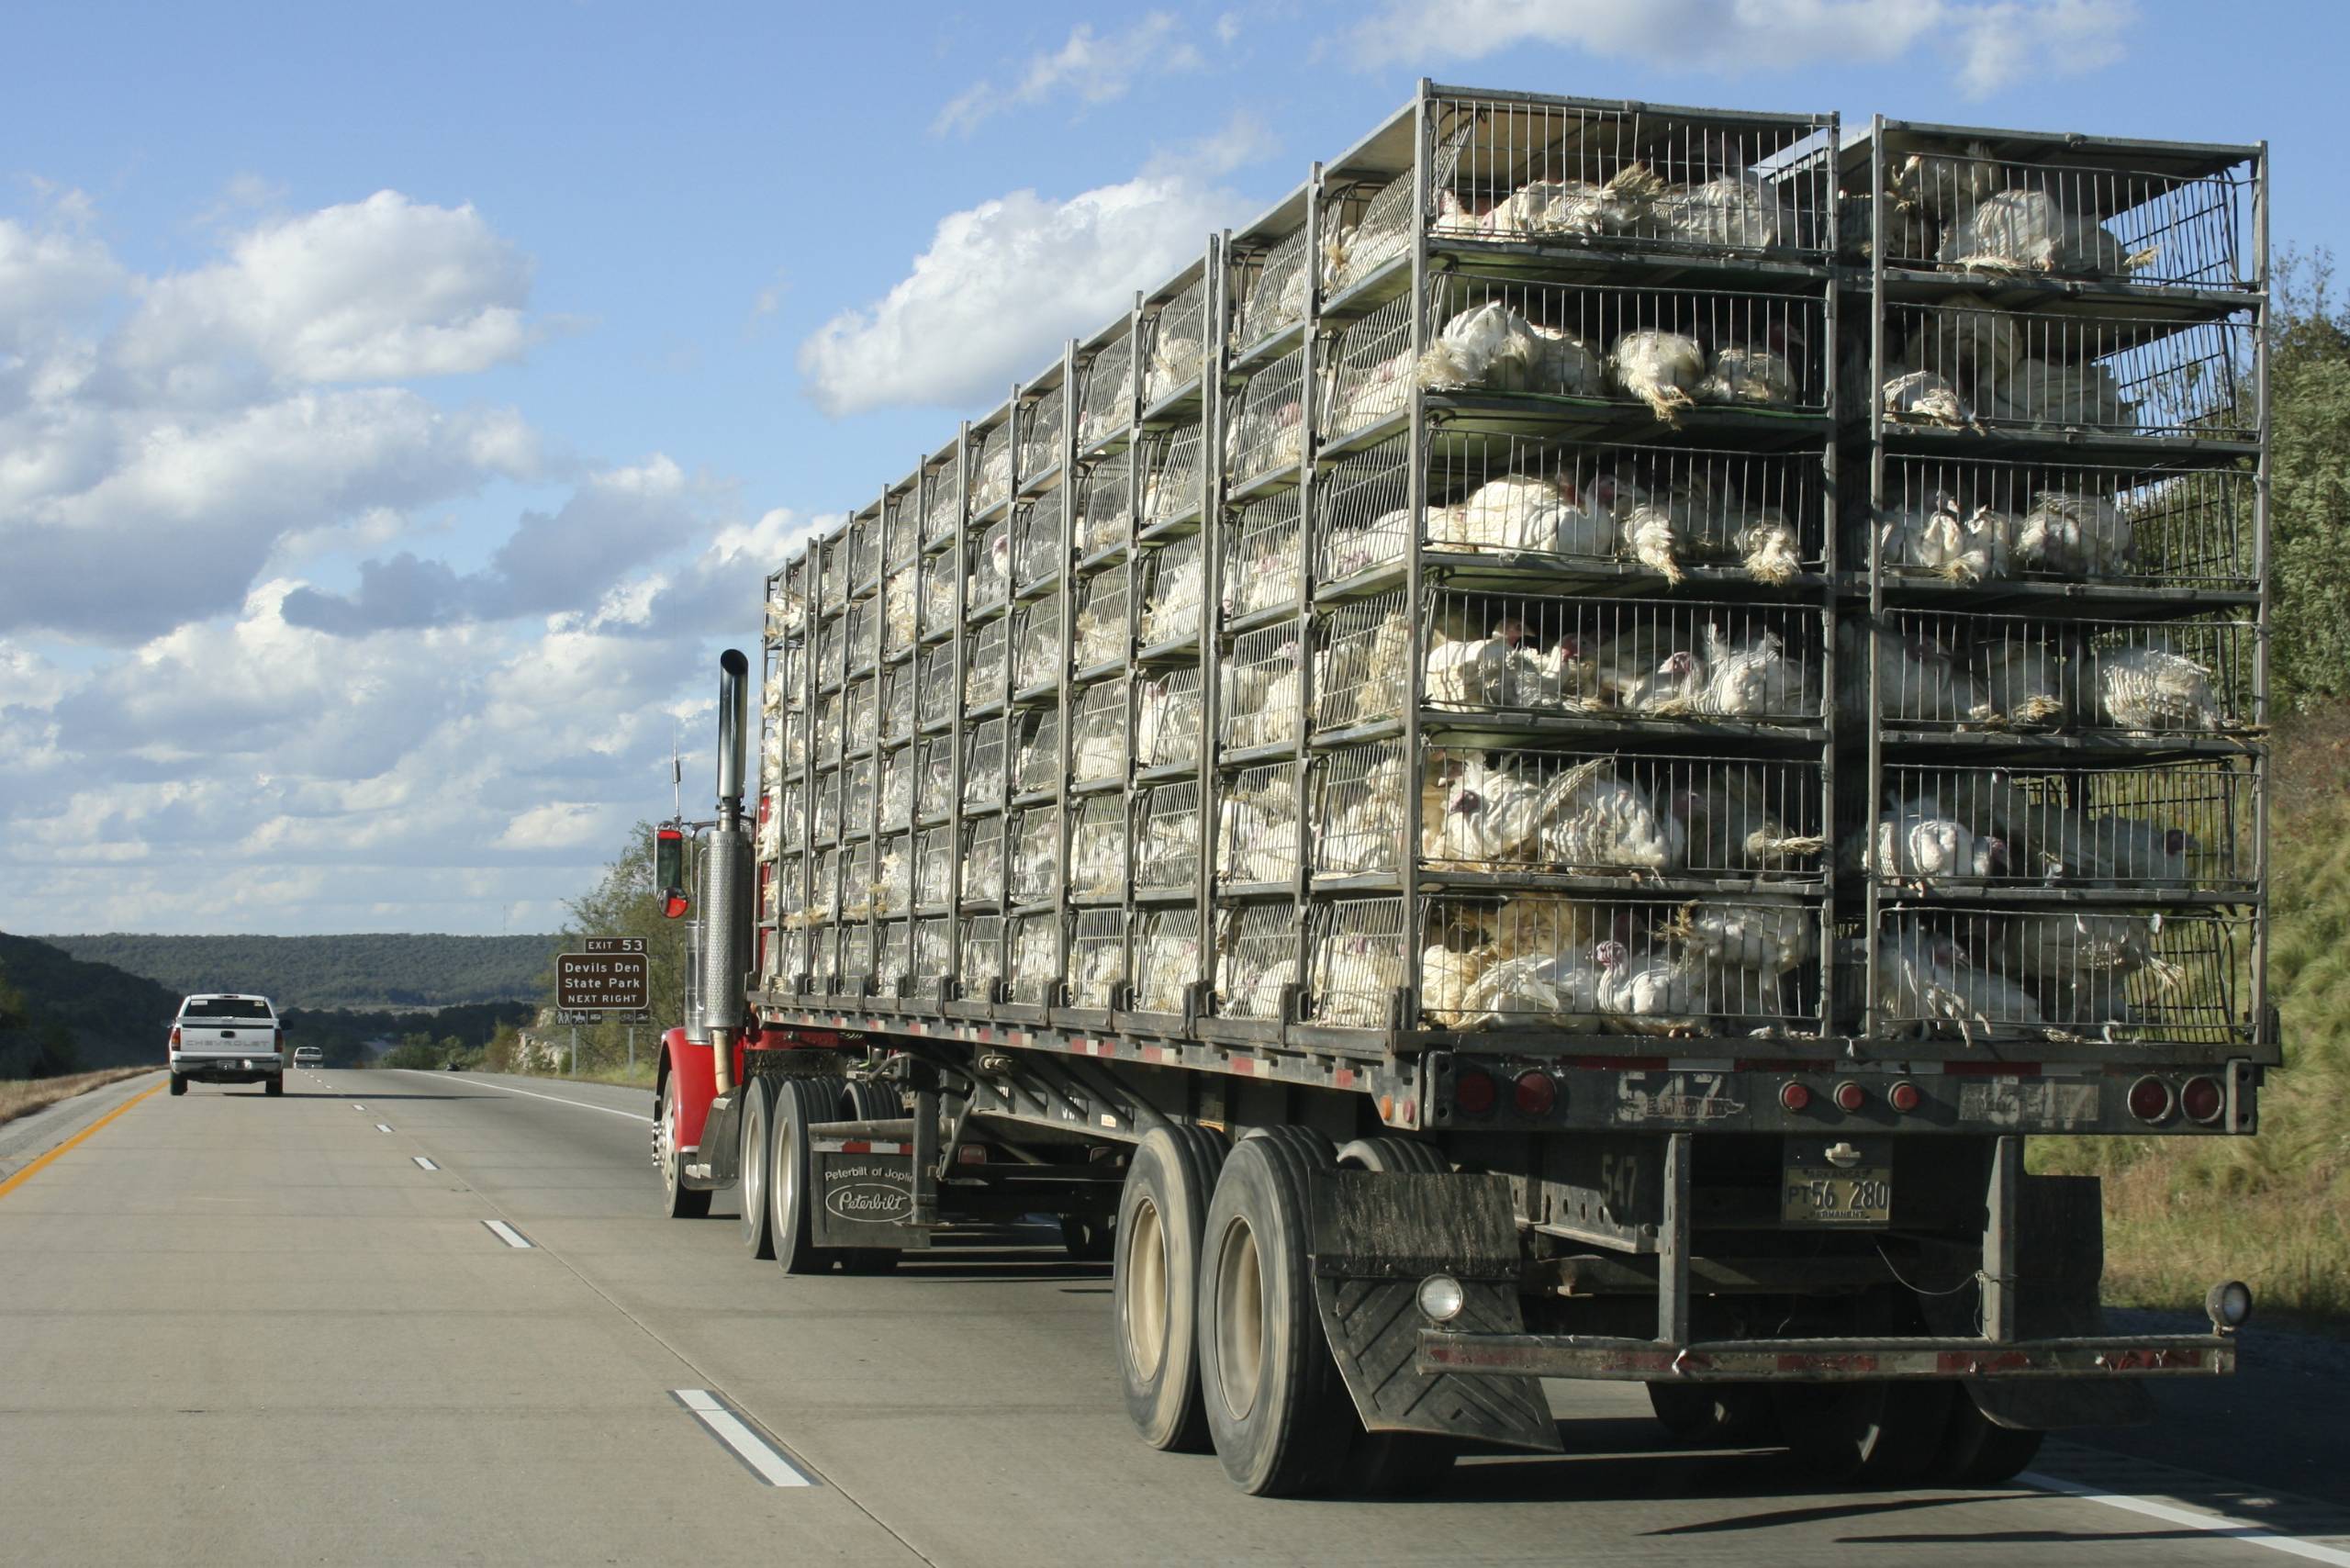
1781, 1137, 1893, 1226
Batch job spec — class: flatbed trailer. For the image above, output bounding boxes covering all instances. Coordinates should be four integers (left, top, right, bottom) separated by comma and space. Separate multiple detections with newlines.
652, 83, 2272, 1497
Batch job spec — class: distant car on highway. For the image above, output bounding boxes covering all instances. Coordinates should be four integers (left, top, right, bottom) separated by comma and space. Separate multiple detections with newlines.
293, 1046, 322, 1068
168, 994, 285, 1097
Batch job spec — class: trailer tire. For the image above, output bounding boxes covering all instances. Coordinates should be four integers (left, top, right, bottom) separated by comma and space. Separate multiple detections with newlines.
1114, 1123, 1224, 1452
738, 1079, 777, 1260
1931, 1394, 2045, 1485
1332, 1136, 1458, 1496
1647, 1382, 1779, 1448
1774, 1379, 1953, 1485
768, 1077, 838, 1275
657, 1075, 711, 1220
841, 1080, 900, 1121
1198, 1127, 1355, 1496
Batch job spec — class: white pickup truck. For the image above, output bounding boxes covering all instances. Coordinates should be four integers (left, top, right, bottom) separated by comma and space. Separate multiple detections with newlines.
168, 994, 285, 1096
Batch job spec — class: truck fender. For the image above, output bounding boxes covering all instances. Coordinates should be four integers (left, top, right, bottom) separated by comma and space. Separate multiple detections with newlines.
1306, 1169, 1561, 1453
660, 1030, 718, 1153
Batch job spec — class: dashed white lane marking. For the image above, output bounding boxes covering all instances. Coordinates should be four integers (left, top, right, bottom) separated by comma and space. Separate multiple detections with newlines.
394, 1070, 652, 1123
412, 1156, 438, 1171
482, 1219, 533, 1249
375, 1123, 393, 1133
672, 1390, 814, 1487
352, 1103, 365, 1111
2025, 1473, 2350, 1566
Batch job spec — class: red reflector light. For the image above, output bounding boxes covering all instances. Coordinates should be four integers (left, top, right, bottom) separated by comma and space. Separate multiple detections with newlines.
1780, 1081, 1810, 1112
2180, 1076, 2224, 1126
1512, 1070, 1556, 1116
1887, 1081, 1921, 1114
1454, 1069, 1497, 1116
169, 1025, 181, 1048
1833, 1081, 1865, 1113
2127, 1076, 2175, 1125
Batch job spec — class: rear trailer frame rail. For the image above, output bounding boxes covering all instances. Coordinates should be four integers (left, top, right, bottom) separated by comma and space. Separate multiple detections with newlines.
1416, 1331, 2236, 1382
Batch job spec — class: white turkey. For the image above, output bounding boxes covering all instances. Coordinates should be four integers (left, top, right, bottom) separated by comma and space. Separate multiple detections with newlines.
1695, 342, 1799, 407
1503, 631, 1601, 711
1662, 896, 1815, 976
971, 445, 1013, 514
1417, 303, 1603, 396
1426, 760, 1548, 868
1874, 930, 2044, 1045
2000, 908, 2180, 993
884, 573, 917, 649
1146, 331, 1203, 404
1597, 636, 1706, 715
1457, 950, 1604, 1030
1555, 467, 1642, 557
1322, 506, 1409, 581
1425, 633, 1514, 708
1939, 187, 2149, 279
1658, 173, 1791, 250
2016, 490, 2134, 579
1448, 474, 1570, 554
1419, 942, 1492, 1029
765, 592, 806, 639
1877, 493, 2013, 585
1619, 498, 1696, 586
873, 848, 909, 914
1691, 773, 1825, 873
1923, 293, 2026, 387
1135, 678, 1201, 767
761, 675, 784, 720
1895, 141, 2002, 225
1069, 941, 1123, 1009
1487, 163, 1664, 240
755, 813, 780, 859
1139, 554, 1205, 646
1735, 510, 1803, 586
1685, 624, 1801, 719
2029, 813, 2197, 886
2082, 646, 2223, 733
1611, 330, 1707, 422
1224, 638, 1305, 748
1070, 713, 1122, 782
1860, 799, 2008, 883
1967, 640, 2068, 729
1879, 367, 1975, 429
1136, 809, 1200, 887
1009, 921, 1058, 994
1978, 356, 2135, 431
1842, 624, 1970, 723
1536, 758, 1688, 875
1595, 939, 1707, 1036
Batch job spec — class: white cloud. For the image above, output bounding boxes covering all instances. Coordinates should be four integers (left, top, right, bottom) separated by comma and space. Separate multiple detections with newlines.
117, 190, 537, 386
934, 13, 1203, 135
1350, 0, 2134, 95
494, 801, 608, 851
0, 216, 123, 346
797, 169, 1236, 415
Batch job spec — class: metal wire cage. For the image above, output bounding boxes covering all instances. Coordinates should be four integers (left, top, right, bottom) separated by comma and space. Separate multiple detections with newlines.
967, 517, 1012, 614
923, 453, 962, 550
1070, 678, 1127, 784
914, 916, 954, 985
969, 421, 1013, 516
1013, 600, 1063, 696
1013, 705, 1063, 798
820, 532, 848, 610
1139, 534, 1207, 649
1872, 454, 2258, 590
1222, 622, 1310, 754
875, 834, 913, 917
1874, 758, 2256, 894
1217, 760, 1303, 889
808, 846, 841, 926
918, 551, 957, 640
1070, 794, 1126, 902
918, 644, 957, 732
1069, 908, 1126, 1009
846, 600, 881, 678
806, 917, 838, 993
1013, 487, 1068, 594
878, 747, 913, 833
1314, 589, 1826, 735
882, 569, 918, 660
1010, 808, 1058, 921
1144, 273, 1210, 408
775, 780, 805, 851
1131, 908, 1203, 1015
814, 619, 845, 695
878, 665, 913, 747
1009, 913, 1061, 1005
1075, 451, 1134, 560
811, 769, 841, 847
1136, 666, 1204, 772
959, 913, 1004, 1002
813, 690, 844, 764
916, 825, 955, 910
840, 838, 878, 921
1134, 779, 1203, 892
844, 676, 878, 756
962, 719, 1006, 810
914, 734, 956, 823
1230, 220, 1313, 355
850, 513, 882, 594
965, 620, 1009, 710
961, 813, 1005, 907
1885, 298, 2254, 442
1019, 383, 1066, 487
1140, 422, 1206, 533
1077, 330, 1136, 454
1223, 491, 1306, 622
1855, 610, 2255, 735
1073, 571, 1130, 675
1226, 347, 1309, 488
838, 920, 877, 999
884, 489, 918, 571
1214, 903, 1301, 1022
1305, 896, 1407, 1029
766, 569, 809, 643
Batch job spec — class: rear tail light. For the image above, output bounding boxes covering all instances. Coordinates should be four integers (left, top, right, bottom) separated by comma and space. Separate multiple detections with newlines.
169, 1025, 181, 1049
1779, 1081, 1811, 1112
1453, 1068, 1496, 1117
1833, 1081, 1866, 1113
1512, 1070, 1556, 1116
2127, 1075, 2175, 1125
1887, 1081, 1921, 1114
2180, 1075, 2225, 1126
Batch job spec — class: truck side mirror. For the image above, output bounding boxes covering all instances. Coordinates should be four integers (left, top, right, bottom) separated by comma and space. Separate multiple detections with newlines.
655, 826, 689, 919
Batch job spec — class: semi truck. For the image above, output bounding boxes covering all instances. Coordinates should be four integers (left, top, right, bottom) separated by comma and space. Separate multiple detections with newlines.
650, 84, 2272, 1497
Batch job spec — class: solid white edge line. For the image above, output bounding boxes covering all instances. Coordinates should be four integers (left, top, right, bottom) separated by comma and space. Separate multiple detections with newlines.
412, 1156, 438, 1170
482, 1219, 533, 1249
673, 1390, 812, 1487
394, 1070, 652, 1123
2025, 1472, 2350, 1566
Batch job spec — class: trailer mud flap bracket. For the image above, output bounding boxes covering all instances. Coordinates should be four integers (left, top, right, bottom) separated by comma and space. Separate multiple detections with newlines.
1308, 1170, 1561, 1454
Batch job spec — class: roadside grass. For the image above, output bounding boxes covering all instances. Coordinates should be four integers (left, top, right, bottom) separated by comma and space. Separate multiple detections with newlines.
0, 1067, 159, 1129
2037, 711, 2350, 1326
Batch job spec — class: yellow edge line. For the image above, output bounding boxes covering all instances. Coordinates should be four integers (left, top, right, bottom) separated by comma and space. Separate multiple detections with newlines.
0, 1080, 165, 1202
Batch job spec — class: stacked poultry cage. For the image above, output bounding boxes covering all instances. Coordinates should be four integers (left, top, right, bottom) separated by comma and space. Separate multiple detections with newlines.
1283, 90, 1844, 1047
1845, 119, 2268, 1065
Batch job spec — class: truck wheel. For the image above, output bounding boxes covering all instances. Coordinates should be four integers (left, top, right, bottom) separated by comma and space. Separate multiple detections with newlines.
657, 1076, 712, 1220
169, 1077, 187, 1097
738, 1080, 777, 1260
1647, 1382, 1779, 1448
1113, 1123, 1225, 1451
1198, 1127, 1354, 1496
841, 1080, 900, 1121
1061, 1214, 1115, 1261
1931, 1394, 2045, 1485
265, 1075, 284, 1096
1775, 1379, 1952, 1484
768, 1077, 839, 1275
1333, 1137, 1457, 1496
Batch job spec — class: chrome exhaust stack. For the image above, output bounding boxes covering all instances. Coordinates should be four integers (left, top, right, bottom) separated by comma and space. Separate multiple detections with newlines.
703, 649, 753, 1095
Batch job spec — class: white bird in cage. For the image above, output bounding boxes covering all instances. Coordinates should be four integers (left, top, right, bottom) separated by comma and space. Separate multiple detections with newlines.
1458, 950, 1604, 1030
1924, 294, 2027, 386
1425, 633, 1513, 708
1136, 679, 1201, 767
2083, 647, 2223, 733
874, 851, 908, 913
1874, 930, 2044, 1045
766, 592, 806, 639
1595, 940, 1708, 1036
885, 576, 917, 648
1841, 623, 1969, 722
1976, 356, 2136, 431
1939, 188, 2150, 279
1219, 797, 1292, 884
1664, 898, 1815, 977
1504, 630, 1600, 711
973, 448, 1013, 513
1880, 368, 1975, 429
1555, 467, 1643, 557
2000, 909, 2180, 993
1604, 644, 1706, 715
1691, 774, 1825, 872
1485, 892, 1594, 963
1736, 510, 1803, 586
1687, 624, 1801, 718
1535, 758, 1688, 875
1141, 555, 1205, 644
1228, 638, 1304, 748
1425, 761, 1547, 867
1861, 799, 2009, 883
1968, 641, 2068, 730
1658, 174, 1788, 250
1895, 141, 2002, 224
2016, 490, 2134, 579
755, 814, 780, 858
1611, 330, 1707, 422
1417, 302, 1519, 389
1011, 922, 1058, 988
1322, 507, 1408, 580
1070, 941, 1124, 1009
1450, 475, 1568, 554
1695, 342, 1798, 407
761, 676, 784, 720
1618, 499, 1696, 586
1519, 323, 1606, 397
1419, 942, 1491, 1029
1071, 717, 1121, 782
1069, 827, 1122, 899
2031, 814, 2198, 886
1148, 334, 1202, 401
1880, 495, 2014, 584
1488, 164, 1664, 240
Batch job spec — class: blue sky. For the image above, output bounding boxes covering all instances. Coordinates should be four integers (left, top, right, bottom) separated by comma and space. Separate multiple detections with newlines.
1, 0, 2336, 935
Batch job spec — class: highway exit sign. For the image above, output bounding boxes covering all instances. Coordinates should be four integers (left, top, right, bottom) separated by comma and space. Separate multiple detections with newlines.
556, 939, 649, 1015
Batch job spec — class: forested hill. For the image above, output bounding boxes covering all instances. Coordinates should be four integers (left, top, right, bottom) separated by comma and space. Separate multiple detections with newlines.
44, 934, 562, 1011
0, 932, 182, 1074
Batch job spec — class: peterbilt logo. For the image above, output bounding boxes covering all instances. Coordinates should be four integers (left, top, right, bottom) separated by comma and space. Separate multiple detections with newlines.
823, 1182, 912, 1221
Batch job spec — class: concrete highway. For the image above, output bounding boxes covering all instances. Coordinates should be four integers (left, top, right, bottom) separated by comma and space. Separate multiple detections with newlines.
4, 1066, 2347, 1567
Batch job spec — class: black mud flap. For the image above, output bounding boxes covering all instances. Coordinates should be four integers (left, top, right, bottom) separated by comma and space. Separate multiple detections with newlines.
809, 1136, 928, 1249
1308, 1170, 1561, 1454
1917, 1173, 2156, 1431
